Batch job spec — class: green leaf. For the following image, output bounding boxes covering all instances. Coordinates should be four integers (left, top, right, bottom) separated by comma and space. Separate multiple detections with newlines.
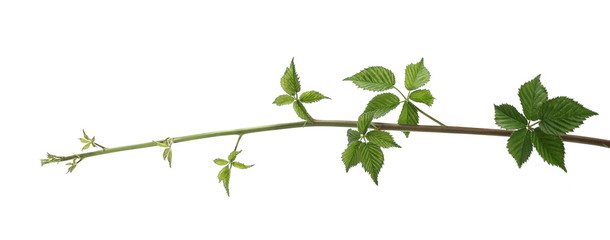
342, 141, 362, 172
494, 104, 528, 130
82, 129, 90, 140
363, 93, 401, 118
280, 58, 301, 95
292, 101, 313, 122
359, 142, 384, 185
507, 129, 533, 168
409, 89, 435, 106
167, 149, 173, 168
154, 140, 169, 148
299, 91, 330, 103
163, 148, 171, 160
366, 130, 401, 148
79, 138, 89, 143
228, 150, 242, 161
398, 101, 419, 137
273, 95, 295, 106
218, 166, 231, 196
532, 128, 566, 172
347, 129, 361, 144
518, 75, 548, 120
539, 97, 598, 135
214, 158, 229, 166
82, 142, 91, 151
344, 66, 396, 92
232, 162, 254, 169
405, 58, 430, 90
357, 112, 374, 134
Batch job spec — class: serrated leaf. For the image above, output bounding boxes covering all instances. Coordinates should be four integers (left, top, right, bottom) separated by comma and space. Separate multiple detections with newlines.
344, 66, 396, 92
280, 58, 300, 95
359, 142, 384, 185
217, 166, 231, 196
214, 158, 229, 166
409, 89, 435, 106
507, 129, 533, 168
494, 104, 528, 130
299, 91, 330, 103
405, 58, 430, 90
366, 130, 401, 148
539, 97, 598, 135
273, 95, 295, 106
357, 112, 374, 134
363, 93, 400, 118
342, 141, 362, 172
82, 142, 91, 151
79, 138, 89, 143
532, 128, 566, 172
82, 130, 90, 140
518, 75, 548, 120
398, 101, 419, 137
292, 101, 313, 122
232, 162, 254, 169
228, 150, 242, 161
347, 129, 361, 145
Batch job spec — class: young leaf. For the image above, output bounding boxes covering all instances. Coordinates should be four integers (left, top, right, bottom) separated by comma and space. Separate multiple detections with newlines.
82, 142, 91, 151
366, 130, 401, 148
398, 101, 419, 137
293, 101, 313, 122
167, 149, 173, 168
405, 58, 430, 90
232, 162, 254, 169
228, 150, 242, 161
79, 138, 89, 143
273, 95, 295, 106
539, 97, 598, 135
217, 166, 231, 196
357, 112, 374, 134
363, 93, 401, 118
163, 148, 171, 160
494, 104, 528, 130
154, 141, 169, 148
347, 129, 361, 144
82, 130, 90, 140
344, 66, 396, 92
532, 128, 566, 172
409, 89, 435, 106
507, 129, 533, 168
299, 91, 330, 103
359, 142, 384, 185
280, 58, 301, 95
214, 158, 229, 166
518, 75, 548, 121
342, 141, 362, 172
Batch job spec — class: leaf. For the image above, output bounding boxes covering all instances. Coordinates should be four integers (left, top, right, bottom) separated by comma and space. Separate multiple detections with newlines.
82, 142, 91, 151
232, 162, 254, 169
280, 58, 301, 95
347, 129, 361, 145
539, 97, 598, 135
79, 138, 89, 143
82, 130, 90, 140
494, 104, 528, 130
217, 166, 231, 196
507, 129, 533, 168
363, 93, 401, 118
404, 58, 430, 90
518, 75, 548, 120
398, 101, 419, 137
163, 148, 171, 160
366, 130, 401, 148
343, 66, 396, 92
357, 112, 374, 134
228, 150, 242, 161
214, 158, 229, 166
341, 141, 362, 172
409, 89, 435, 106
532, 128, 566, 172
167, 149, 173, 168
292, 101, 313, 122
299, 91, 330, 103
154, 141, 169, 148
359, 142, 384, 185
273, 95, 295, 106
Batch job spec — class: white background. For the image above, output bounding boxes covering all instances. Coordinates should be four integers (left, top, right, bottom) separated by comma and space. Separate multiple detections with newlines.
1, 1, 609, 239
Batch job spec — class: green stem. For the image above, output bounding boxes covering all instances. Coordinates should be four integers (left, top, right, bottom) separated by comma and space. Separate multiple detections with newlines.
393, 87, 408, 100
413, 105, 446, 126
233, 134, 243, 152
45, 119, 610, 164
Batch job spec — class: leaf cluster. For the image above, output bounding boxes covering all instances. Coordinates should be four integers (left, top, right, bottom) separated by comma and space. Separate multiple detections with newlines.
273, 58, 330, 121
79, 130, 105, 151
494, 75, 597, 171
213, 149, 254, 196
154, 137, 174, 168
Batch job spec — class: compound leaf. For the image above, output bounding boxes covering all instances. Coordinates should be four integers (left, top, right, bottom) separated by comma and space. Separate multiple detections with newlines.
363, 93, 401, 118
409, 89, 435, 106
359, 142, 384, 185
273, 95, 295, 106
405, 58, 430, 90
507, 129, 533, 168
366, 130, 401, 148
344, 66, 396, 92
299, 91, 330, 103
539, 97, 598, 135
518, 75, 548, 120
532, 128, 566, 172
494, 104, 528, 130
280, 58, 301, 95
